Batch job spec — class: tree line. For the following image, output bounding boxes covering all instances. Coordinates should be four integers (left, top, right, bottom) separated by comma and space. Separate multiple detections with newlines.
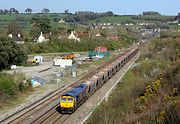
65, 11, 114, 23
0, 8, 19, 14
0, 8, 50, 14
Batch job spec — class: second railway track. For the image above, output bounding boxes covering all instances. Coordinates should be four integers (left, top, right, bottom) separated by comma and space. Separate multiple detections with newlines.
1, 50, 129, 124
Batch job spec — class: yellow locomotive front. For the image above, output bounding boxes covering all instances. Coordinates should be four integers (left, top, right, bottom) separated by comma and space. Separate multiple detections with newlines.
60, 96, 75, 113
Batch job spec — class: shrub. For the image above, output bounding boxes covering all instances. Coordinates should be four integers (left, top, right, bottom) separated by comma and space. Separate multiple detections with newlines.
0, 73, 17, 100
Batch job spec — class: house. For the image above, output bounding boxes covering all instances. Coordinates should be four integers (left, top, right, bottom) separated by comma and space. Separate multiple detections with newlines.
76, 31, 90, 38
68, 31, 80, 41
94, 46, 107, 52
37, 32, 45, 42
95, 33, 101, 37
58, 19, 65, 23
37, 32, 50, 43
8, 34, 25, 44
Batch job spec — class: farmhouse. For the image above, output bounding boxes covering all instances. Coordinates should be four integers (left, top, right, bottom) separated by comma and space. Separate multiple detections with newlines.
68, 31, 80, 41
8, 34, 25, 44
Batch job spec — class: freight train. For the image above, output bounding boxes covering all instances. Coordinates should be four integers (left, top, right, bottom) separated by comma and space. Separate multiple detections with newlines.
59, 48, 138, 113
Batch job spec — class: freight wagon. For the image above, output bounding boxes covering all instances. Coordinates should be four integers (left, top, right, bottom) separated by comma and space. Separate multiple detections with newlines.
60, 47, 138, 113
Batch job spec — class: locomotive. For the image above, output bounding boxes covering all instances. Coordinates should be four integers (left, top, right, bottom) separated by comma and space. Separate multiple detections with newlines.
59, 48, 138, 113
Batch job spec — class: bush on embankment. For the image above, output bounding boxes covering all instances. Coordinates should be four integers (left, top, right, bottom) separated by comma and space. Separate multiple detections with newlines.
0, 73, 32, 109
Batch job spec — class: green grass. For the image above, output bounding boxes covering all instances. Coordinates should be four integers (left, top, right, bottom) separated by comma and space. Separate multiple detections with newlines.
87, 70, 145, 124
0, 91, 31, 113
0, 13, 68, 21
0, 13, 69, 30
88, 16, 133, 24
88, 15, 175, 24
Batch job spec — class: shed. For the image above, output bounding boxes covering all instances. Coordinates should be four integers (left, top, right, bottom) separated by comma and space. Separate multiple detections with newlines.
53, 59, 72, 68
94, 46, 107, 52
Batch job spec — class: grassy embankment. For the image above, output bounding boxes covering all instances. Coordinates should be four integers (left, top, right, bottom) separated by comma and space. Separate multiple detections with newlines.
0, 73, 32, 111
87, 36, 180, 124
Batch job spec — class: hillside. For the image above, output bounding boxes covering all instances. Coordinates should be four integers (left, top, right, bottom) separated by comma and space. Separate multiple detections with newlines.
87, 35, 180, 124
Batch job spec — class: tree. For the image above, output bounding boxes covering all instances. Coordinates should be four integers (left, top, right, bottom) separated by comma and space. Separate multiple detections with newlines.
9, 8, 18, 14
0, 37, 27, 71
103, 11, 114, 16
25, 8, 32, 14
41, 8, 50, 14
143, 11, 161, 16
0, 9, 3, 14
64, 9, 69, 14
7, 21, 22, 35
3, 9, 9, 14
30, 14, 51, 37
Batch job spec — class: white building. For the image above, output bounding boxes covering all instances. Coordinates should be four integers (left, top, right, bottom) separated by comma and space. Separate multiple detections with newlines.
58, 19, 65, 23
53, 59, 72, 68
68, 31, 80, 42
37, 32, 49, 43
37, 32, 45, 42
8, 34, 25, 44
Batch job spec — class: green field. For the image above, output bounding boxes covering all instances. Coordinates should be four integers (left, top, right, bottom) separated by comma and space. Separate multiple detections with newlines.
88, 16, 133, 24
0, 13, 69, 30
88, 15, 175, 24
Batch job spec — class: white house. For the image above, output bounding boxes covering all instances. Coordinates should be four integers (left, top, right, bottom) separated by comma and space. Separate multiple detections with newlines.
37, 32, 45, 43
8, 34, 25, 44
68, 31, 80, 42
58, 19, 65, 23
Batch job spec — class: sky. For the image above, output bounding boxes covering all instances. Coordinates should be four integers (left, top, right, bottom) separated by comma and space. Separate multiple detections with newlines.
0, 0, 180, 15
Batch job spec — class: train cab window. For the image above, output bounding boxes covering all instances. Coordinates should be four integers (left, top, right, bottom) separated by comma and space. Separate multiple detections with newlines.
68, 98, 73, 101
102, 75, 104, 80
88, 87, 91, 93
96, 81, 98, 86
61, 98, 66, 101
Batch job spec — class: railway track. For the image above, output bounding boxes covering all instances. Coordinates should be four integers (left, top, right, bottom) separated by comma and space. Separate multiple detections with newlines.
1, 50, 129, 124
33, 51, 140, 124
